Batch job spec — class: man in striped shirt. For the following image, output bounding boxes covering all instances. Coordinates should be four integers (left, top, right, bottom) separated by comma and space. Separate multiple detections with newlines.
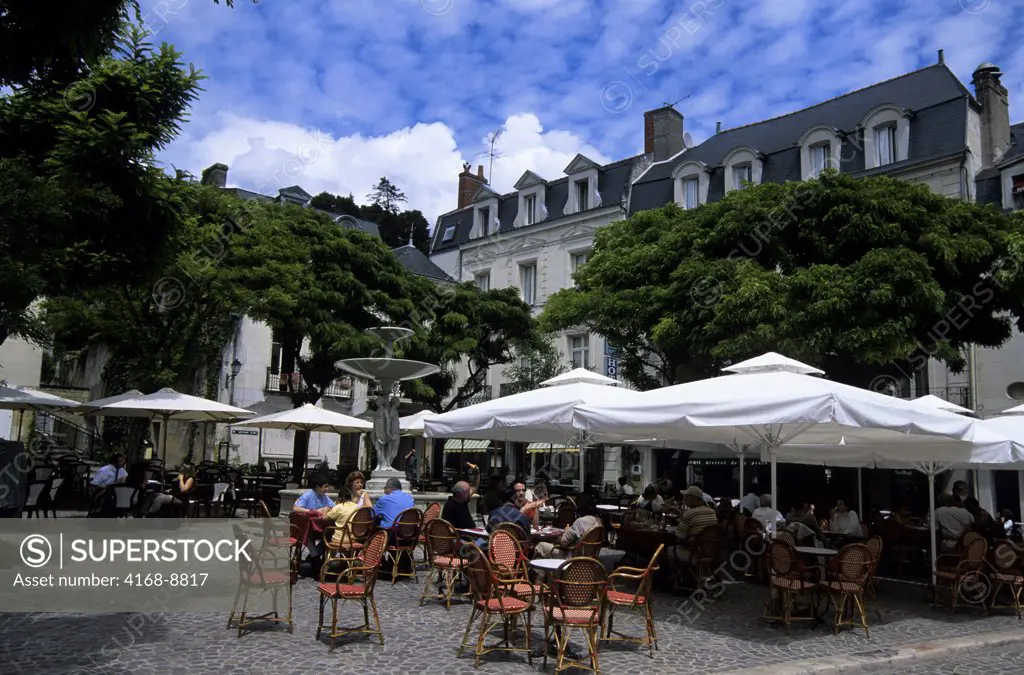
672, 486, 719, 562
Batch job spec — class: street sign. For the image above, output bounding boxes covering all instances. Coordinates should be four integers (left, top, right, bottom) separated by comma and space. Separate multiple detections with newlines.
605, 356, 619, 379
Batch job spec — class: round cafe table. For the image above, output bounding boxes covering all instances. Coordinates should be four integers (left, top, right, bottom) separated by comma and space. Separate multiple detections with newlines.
794, 546, 838, 556
528, 557, 568, 589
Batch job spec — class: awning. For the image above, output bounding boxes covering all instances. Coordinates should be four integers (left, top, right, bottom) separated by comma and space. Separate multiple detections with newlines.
443, 438, 493, 452
527, 443, 580, 454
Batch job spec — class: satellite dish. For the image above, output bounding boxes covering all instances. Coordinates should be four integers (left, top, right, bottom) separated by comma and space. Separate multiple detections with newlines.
1006, 382, 1024, 401
683, 132, 694, 149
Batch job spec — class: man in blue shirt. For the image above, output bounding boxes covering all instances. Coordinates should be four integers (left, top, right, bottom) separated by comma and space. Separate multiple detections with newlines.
486, 481, 532, 533
292, 477, 335, 515
373, 477, 415, 528
90, 454, 128, 490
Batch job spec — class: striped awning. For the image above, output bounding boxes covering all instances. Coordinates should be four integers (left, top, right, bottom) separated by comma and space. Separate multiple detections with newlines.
526, 442, 580, 454
443, 438, 493, 452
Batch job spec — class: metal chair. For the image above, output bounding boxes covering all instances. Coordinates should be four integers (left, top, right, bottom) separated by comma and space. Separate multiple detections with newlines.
762, 539, 819, 629
934, 532, 989, 614
316, 529, 388, 649
863, 535, 883, 599
987, 539, 1024, 619
820, 543, 872, 636
417, 502, 442, 565
386, 508, 423, 584
228, 522, 293, 636
420, 518, 468, 609
601, 543, 663, 657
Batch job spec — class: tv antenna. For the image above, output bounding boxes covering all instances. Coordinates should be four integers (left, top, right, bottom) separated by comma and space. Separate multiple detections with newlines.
477, 127, 504, 182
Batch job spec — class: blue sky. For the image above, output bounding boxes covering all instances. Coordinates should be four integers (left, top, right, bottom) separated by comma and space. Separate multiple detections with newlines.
142, 0, 1023, 224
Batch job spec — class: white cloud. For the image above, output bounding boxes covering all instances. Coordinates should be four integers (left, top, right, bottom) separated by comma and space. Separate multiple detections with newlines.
162, 112, 609, 225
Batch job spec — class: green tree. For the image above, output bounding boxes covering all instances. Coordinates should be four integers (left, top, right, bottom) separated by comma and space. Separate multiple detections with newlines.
367, 176, 407, 214
309, 191, 360, 217
542, 171, 1024, 389
225, 201, 417, 479
401, 283, 540, 412
0, 24, 202, 348
501, 334, 569, 395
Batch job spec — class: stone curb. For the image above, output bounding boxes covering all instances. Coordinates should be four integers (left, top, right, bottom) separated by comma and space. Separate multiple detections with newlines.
709, 628, 1024, 675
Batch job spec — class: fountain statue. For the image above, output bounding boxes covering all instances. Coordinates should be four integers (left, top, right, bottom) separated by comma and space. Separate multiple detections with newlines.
337, 327, 439, 493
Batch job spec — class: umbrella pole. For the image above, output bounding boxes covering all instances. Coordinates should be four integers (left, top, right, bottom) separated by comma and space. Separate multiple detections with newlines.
928, 471, 937, 590
160, 413, 169, 468
769, 447, 778, 536
257, 428, 263, 468
16, 409, 24, 443
738, 449, 745, 500
857, 467, 863, 516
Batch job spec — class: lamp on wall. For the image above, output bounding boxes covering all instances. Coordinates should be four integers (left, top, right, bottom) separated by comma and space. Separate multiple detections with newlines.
224, 359, 242, 389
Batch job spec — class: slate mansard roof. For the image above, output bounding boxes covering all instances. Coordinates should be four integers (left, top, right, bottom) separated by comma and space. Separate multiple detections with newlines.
430, 156, 639, 255
630, 64, 976, 214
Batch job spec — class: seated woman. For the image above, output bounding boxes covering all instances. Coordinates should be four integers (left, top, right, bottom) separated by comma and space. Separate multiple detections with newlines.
344, 471, 373, 509
635, 485, 665, 513
145, 463, 196, 516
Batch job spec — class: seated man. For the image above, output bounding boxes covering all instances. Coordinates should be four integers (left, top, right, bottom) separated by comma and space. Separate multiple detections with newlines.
934, 494, 974, 547
751, 494, 785, 533
534, 494, 602, 559
442, 463, 481, 529
486, 482, 533, 534
373, 477, 415, 529
291, 476, 335, 515
693, 481, 716, 508
617, 475, 635, 496
635, 485, 665, 513
786, 503, 822, 536
90, 453, 128, 491
670, 486, 718, 562
739, 486, 760, 516
828, 498, 863, 538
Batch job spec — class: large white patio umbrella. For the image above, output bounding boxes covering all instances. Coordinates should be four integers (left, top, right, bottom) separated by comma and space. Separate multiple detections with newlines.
1, 386, 80, 441
234, 403, 372, 469
79, 388, 253, 465
576, 353, 982, 533
540, 368, 620, 387
423, 380, 642, 445
911, 394, 973, 415
400, 409, 437, 436
72, 389, 145, 416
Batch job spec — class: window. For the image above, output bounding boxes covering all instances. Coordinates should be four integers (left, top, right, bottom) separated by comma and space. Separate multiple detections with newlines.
519, 263, 536, 305
682, 177, 699, 209
810, 143, 831, 178
478, 207, 491, 236
570, 251, 589, 288
441, 224, 456, 242
575, 179, 589, 212
524, 193, 536, 225
269, 341, 282, 375
569, 334, 590, 369
474, 272, 490, 292
874, 124, 897, 166
732, 164, 752, 190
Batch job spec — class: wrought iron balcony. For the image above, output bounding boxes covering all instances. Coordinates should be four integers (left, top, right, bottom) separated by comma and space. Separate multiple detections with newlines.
458, 390, 493, 408
265, 368, 352, 399
925, 385, 972, 409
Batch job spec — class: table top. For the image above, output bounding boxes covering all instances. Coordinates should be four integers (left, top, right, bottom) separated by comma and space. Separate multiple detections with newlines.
596, 504, 628, 511
795, 546, 838, 556
529, 558, 567, 570
458, 528, 489, 538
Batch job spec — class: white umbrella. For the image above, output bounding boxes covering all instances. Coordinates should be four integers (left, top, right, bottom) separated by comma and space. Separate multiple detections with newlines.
72, 389, 145, 416
576, 353, 981, 535
540, 368, 619, 387
424, 381, 642, 445
1, 386, 80, 442
80, 387, 253, 465
997, 402, 1024, 415
234, 403, 371, 434
400, 409, 437, 437
721, 352, 824, 376
911, 394, 973, 414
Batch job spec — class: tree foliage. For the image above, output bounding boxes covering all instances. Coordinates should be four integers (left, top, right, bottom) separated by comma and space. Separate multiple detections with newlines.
542, 171, 1024, 389
0, 24, 202, 348
401, 283, 541, 412
501, 333, 569, 395
310, 186, 431, 253
367, 176, 407, 214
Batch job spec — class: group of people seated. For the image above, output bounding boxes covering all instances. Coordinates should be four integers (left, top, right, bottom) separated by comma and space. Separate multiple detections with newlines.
89, 453, 197, 517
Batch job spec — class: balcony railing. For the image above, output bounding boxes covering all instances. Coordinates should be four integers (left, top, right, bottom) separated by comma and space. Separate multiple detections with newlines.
458, 390, 493, 408
924, 385, 972, 409
265, 368, 352, 398
499, 382, 529, 398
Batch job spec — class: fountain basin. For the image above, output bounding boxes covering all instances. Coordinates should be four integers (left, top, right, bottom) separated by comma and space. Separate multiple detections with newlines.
336, 358, 439, 380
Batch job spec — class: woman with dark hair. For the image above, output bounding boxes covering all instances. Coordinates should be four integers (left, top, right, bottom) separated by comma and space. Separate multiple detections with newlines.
145, 463, 196, 516
345, 471, 372, 508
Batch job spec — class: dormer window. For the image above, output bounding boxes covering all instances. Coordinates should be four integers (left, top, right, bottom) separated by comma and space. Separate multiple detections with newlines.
723, 147, 763, 194
441, 225, 456, 242
861, 105, 911, 170
575, 179, 590, 211
672, 160, 710, 208
470, 186, 500, 239
514, 170, 547, 228
562, 154, 600, 215
478, 207, 492, 235
810, 142, 832, 178
524, 193, 536, 225
682, 177, 699, 208
874, 123, 898, 166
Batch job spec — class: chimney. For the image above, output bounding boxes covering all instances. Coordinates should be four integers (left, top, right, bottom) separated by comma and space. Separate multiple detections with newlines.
937, 49, 944, 65
972, 63, 1011, 167
201, 163, 228, 188
458, 162, 487, 209
643, 106, 685, 162
715, 121, 722, 134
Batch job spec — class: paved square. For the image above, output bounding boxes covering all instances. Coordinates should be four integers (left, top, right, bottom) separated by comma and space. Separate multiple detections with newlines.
1, 561, 1022, 675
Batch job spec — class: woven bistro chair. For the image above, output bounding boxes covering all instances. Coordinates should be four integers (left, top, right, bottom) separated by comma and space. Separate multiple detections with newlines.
675, 527, 721, 593
420, 518, 469, 609
494, 521, 532, 555
600, 543, 664, 657
863, 535, 884, 599
316, 529, 388, 649
762, 539, 819, 629
417, 502, 442, 566
819, 543, 873, 636
987, 539, 1024, 619
774, 529, 796, 547
934, 532, 989, 614
386, 508, 423, 584
339, 506, 377, 564
458, 543, 536, 668
228, 522, 293, 636
545, 556, 608, 674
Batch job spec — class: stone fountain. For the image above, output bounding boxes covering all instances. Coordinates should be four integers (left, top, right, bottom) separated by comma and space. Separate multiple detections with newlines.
336, 327, 439, 495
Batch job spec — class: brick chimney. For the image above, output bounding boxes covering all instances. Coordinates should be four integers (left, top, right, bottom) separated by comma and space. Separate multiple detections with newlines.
458, 162, 487, 209
201, 163, 228, 188
972, 63, 1011, 167
643, 106, 685, 162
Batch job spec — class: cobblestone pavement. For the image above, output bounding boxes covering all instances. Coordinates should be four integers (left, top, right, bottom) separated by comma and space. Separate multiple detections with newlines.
2, 550, 1023, 675
869, 642, 1024, 674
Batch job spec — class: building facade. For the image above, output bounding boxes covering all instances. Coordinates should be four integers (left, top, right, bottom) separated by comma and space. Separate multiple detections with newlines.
430, 55, 1023, 501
